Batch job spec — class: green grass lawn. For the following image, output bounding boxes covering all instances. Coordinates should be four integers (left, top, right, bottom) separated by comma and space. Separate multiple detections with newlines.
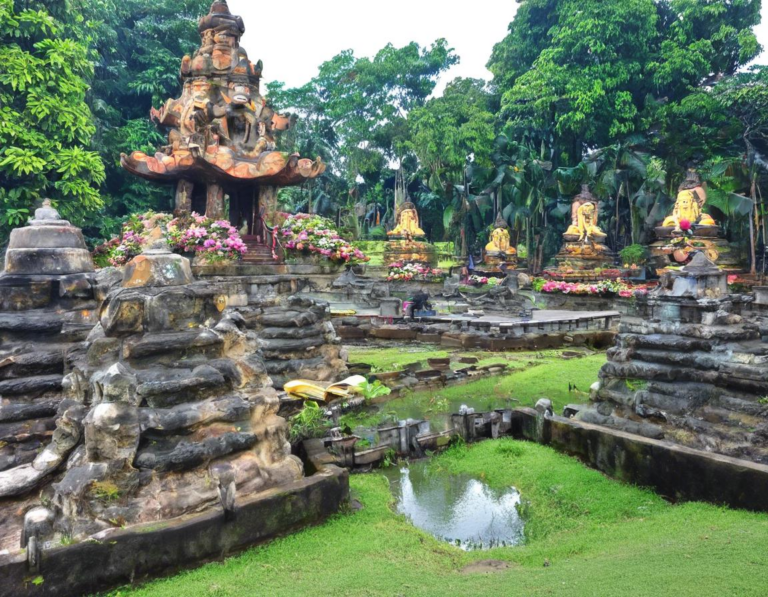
104, 439, 768, 597
345, 346, 605, 430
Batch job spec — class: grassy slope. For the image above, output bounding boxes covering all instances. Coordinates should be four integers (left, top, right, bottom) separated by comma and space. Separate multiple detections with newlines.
106, 440, 768, 597
348, 345, 606, 413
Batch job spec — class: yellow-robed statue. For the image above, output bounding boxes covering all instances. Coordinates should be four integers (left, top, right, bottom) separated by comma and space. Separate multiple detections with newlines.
485, 215, 517, 258
662, 189, 717, 230
388, 202, 425, 237
566, 202, 608, 242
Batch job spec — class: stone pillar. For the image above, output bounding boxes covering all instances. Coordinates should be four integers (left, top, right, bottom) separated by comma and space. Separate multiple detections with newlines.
205, 184, 225, 220
175, 179, 194, 213
258, 185, 278, 227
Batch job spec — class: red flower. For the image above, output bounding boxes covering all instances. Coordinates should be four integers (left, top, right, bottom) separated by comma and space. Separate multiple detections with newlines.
679, 219, 692, 231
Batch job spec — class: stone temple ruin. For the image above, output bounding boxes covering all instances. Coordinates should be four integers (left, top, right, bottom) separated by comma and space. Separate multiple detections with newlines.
589, 253, 768, 462
0, 203, 347, 581
0, 0, 347, 576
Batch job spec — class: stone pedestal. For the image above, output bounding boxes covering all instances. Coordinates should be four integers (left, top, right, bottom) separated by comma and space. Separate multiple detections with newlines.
383, 238, 438, 268
474, 253, 518, 276
4, 220, 94, 276
549, 241, 616, 276
650, 226, 743, 272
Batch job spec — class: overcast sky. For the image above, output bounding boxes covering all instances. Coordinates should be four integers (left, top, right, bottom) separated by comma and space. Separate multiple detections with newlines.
229, 0, 768, 95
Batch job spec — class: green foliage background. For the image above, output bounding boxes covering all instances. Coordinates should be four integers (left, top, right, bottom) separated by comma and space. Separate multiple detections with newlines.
1, 0, 767, 271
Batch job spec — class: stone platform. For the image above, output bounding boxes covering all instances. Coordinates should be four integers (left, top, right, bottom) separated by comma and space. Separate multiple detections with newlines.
382, 238, 438, 268
335, 309, 621, 352
549, 240, 616, 274
649, 236, 743, 271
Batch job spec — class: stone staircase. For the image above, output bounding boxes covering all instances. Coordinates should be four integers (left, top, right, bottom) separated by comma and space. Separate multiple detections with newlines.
241, 239, 277, 264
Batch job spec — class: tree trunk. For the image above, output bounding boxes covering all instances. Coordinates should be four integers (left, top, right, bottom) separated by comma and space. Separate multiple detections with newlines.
750, 174, 757, 276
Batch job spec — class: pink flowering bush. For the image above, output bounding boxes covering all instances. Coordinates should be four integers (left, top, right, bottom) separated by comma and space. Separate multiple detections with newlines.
93, 211, 245, 267
387, 262, 444, 282
92, 211, 171, 267
280, 214, 368, 264
534, 277, 650, 298
167, 213, 247, 263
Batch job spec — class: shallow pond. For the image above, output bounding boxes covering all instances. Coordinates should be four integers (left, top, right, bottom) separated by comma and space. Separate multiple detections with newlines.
384, 461, 525, 550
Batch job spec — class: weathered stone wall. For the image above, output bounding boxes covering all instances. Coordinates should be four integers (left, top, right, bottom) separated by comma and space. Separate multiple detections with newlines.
0, 270, 118, 503
512, 408, 768, 511
0, 465, 348, 597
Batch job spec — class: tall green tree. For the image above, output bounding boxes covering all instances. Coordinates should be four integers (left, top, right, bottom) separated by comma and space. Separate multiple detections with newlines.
269, 41, 459, 186
86, 0, 211, 237
489, 0, 761, 165
0, 0, 105, 240
408, 78, 496, 187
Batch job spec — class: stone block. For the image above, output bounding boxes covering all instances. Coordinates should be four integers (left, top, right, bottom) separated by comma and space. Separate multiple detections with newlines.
122, 253, 193, 288
337, 326, 367, 340
84, 403, 140, 463
0, 278, 53, 311
416, 333, 442, 343
58, 274, 94, 299
5, 248, 94, 276
369, 327, 418, 340
101, 293, 146, 336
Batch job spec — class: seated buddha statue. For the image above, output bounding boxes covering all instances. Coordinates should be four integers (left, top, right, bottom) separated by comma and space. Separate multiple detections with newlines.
31, 199, 62, 222
662, 189, 717, 231
565, 201, 608, 243
485, 215, 517, 259
388, 202, 425, 238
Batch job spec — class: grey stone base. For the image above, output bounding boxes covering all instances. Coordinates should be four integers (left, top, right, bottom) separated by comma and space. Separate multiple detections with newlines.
512, 408, 768, 512
0, 466, 348, 597
5, 248, 94, 275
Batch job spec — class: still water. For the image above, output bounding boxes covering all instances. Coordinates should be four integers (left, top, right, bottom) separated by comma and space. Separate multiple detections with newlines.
384, 461, 525, 550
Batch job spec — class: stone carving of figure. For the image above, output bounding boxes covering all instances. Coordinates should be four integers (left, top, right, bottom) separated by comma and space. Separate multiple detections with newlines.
566, 202, 608, 242
388, 202, 425, 237
485, 215, 517, 258
662, 188, 717, 231
32, 199, 61, 222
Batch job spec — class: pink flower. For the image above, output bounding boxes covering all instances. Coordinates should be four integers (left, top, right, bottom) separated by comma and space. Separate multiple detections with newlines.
679, 219, 692, 231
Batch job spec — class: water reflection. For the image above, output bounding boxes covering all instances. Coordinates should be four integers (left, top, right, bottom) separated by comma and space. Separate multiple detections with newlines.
384, 461, 525, 550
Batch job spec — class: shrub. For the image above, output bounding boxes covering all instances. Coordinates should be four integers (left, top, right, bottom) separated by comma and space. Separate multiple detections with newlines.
619, 244, 648, 267
280, 214, 369, 264
167, 212, 247, 263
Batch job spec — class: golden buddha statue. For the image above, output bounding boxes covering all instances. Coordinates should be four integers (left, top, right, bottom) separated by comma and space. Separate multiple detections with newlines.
563, 185, 608, 243
388, 202, 425, 237
566, 201, 607, 242
485, 215, 517, 259
662, 189, 717, 232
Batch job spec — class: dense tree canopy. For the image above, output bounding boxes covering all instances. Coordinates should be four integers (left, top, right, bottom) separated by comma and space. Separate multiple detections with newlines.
0, 0, 104, 237
1, 0, 767, 272
489, 0, 760, 161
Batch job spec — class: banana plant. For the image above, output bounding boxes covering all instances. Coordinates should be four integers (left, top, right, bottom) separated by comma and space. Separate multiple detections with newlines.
583, 135, 653, 247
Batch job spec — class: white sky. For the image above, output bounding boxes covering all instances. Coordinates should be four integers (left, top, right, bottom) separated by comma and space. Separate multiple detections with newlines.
230, 0, 517, 95
230, 0, 768, 95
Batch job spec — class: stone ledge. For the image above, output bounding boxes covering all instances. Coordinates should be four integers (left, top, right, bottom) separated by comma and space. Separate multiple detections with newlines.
512, 408, 768, 512
0, 467, 349, 597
